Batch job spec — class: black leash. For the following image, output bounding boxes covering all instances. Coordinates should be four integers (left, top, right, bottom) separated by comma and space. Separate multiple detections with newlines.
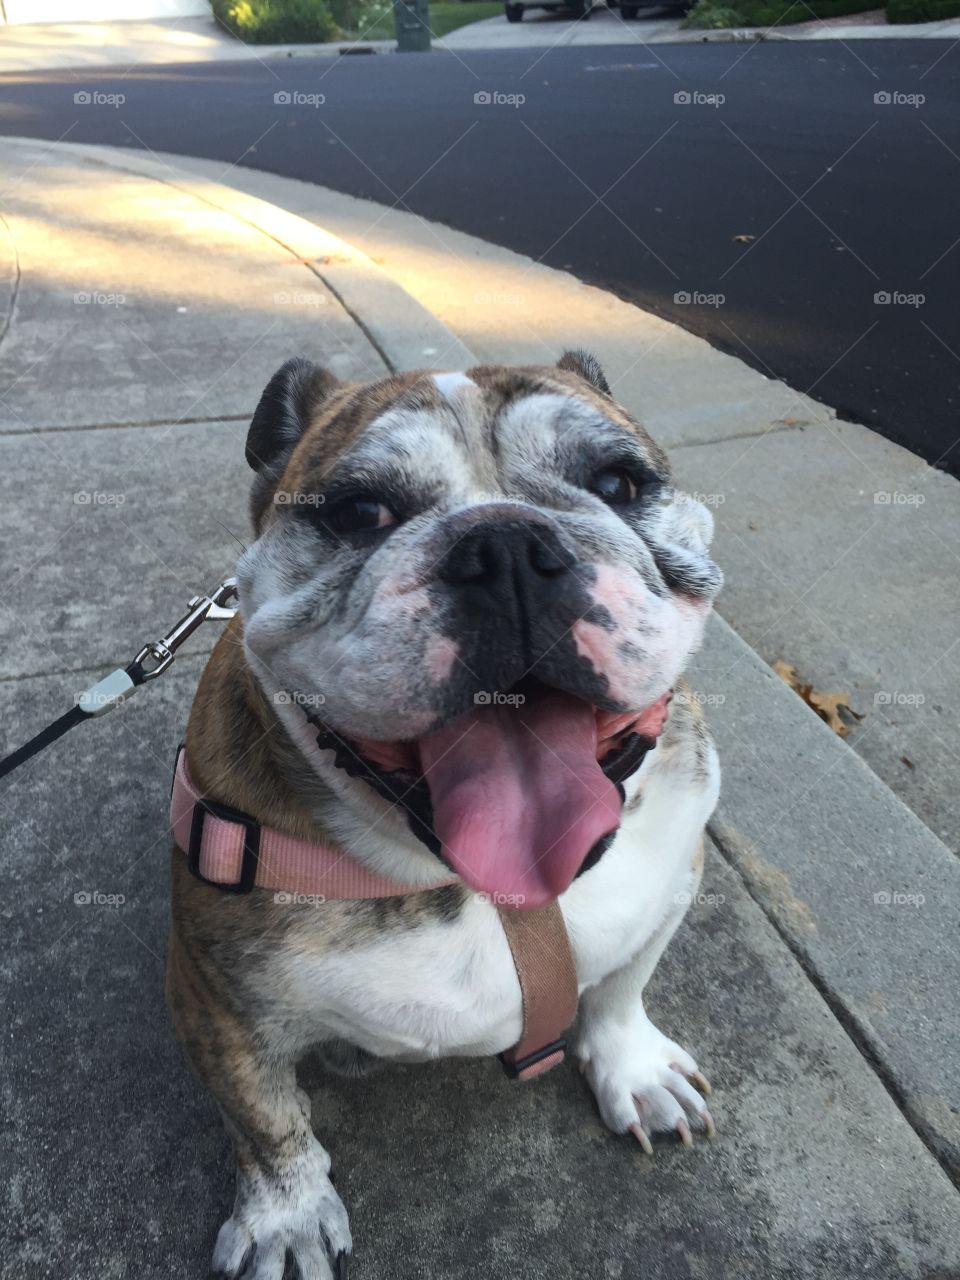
0, 578, 238, 783
0, 704, 89, 780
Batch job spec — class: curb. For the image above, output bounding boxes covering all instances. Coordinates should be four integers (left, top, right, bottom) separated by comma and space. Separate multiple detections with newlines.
691, 614, 960, 1184
0, 137, 476, 378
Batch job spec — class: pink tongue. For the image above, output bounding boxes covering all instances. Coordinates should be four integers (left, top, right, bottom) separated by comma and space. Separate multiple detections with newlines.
418, 693, 622, 910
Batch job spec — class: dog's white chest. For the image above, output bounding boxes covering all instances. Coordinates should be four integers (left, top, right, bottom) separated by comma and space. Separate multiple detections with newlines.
269, 749, 716, 1065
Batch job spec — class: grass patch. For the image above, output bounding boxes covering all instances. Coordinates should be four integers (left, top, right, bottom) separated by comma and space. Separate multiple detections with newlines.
684, 0, 877, 26
887, 0, 960, 19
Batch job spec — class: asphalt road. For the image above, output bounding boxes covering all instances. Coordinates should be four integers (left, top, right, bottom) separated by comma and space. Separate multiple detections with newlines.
1, 40, 957, 473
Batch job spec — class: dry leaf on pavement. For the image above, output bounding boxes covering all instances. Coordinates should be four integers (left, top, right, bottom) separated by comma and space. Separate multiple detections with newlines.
772, 660, 864, 737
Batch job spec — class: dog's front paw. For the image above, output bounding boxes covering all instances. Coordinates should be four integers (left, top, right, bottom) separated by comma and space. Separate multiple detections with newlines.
580, 1018, 715, 1153
211, 1173, 351, 1280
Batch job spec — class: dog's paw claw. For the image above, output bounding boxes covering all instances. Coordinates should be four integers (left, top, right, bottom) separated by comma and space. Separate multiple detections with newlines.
212, 1173, 350, 1280
583, 1020, 716, 1150
687, 1067, 712, 1096
628, 1121, 654, 1155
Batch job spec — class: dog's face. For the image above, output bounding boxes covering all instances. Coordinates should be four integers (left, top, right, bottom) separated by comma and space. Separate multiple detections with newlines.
237, 353, 721, 906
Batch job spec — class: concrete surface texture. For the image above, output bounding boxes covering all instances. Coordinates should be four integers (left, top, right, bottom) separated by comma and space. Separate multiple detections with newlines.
1, 138, 958, 1280
1, 0, 208, 23
0, 14, 388, 74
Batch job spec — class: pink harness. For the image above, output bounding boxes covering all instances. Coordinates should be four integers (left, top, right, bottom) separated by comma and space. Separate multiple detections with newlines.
170, 746, 579, 1079
169, 694, 667, 1081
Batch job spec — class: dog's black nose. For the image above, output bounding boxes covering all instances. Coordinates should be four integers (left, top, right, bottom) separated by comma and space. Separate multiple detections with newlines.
439, 520, 577, 599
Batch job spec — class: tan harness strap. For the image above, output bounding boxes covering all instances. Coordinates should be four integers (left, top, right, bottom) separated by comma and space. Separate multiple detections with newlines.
497, 902, 579, 1080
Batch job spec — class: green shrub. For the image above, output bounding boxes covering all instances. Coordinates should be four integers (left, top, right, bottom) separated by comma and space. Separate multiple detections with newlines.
887, 0, 960, 20
685, 0, 876, 26
326, 0, 392, 34
683, 1, 746, 24
210, 0, 337, 42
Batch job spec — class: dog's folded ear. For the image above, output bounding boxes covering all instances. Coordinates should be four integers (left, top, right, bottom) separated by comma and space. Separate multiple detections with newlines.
246, 357, 341, 473
556, 349, 611, 397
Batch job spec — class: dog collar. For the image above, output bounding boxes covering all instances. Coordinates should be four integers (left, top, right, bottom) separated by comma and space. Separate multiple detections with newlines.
170, 745, 579, 1080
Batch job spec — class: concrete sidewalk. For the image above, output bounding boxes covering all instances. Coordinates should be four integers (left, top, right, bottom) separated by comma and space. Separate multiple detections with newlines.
442, 5, 960, 48
0, 138, 958, 1280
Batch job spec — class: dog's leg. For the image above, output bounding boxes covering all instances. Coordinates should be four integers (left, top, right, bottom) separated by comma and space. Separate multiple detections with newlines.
167, 930, 351, 1280
572, 840, 715, 1151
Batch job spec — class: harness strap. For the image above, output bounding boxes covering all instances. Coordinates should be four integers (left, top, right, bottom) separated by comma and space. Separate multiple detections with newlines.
170, 747, 449, 898
497, 904, 579, 1080
171, 747, 580, 1080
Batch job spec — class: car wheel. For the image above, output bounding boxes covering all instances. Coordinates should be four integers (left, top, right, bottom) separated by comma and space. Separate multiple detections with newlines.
505, 1, 524, 18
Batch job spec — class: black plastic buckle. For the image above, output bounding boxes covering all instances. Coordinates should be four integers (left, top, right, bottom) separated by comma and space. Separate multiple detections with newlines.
499, 1037, 567, 1079
187, 796, 261, 894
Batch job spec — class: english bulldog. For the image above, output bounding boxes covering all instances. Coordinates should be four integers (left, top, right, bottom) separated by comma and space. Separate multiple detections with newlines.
167, 351, 723, 1280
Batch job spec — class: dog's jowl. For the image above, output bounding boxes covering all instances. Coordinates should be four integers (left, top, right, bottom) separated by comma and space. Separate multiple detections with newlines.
166, 351, 723, 1280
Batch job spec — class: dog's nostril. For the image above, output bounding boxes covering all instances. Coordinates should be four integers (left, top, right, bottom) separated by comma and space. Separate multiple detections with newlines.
441, 533, 498, 585
529, 537, 576, 578
439, 521, 576, 588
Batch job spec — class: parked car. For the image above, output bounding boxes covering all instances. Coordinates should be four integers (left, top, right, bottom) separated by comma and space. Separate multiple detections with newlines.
504, 0, 592, 21
503, 0, 687, 21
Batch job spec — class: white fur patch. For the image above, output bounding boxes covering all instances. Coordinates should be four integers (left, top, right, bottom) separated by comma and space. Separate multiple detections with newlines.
432, 371, 475, 401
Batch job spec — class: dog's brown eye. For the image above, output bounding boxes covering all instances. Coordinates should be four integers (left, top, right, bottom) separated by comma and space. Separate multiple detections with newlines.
326, 497, 397, 534
590, 469, 638, 505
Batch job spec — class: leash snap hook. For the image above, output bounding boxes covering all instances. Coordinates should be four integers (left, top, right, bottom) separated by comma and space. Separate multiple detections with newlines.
0, 575, 240, 782
131, 577, 240, 683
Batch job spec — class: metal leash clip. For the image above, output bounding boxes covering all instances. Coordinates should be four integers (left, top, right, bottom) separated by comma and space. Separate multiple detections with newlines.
0, 576, 240, 783
78, 578, 239, 717
132, 578, 239, 683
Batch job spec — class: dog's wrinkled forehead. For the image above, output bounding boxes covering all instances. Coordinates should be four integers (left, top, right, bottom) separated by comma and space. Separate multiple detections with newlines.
249, 354, 669, 525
